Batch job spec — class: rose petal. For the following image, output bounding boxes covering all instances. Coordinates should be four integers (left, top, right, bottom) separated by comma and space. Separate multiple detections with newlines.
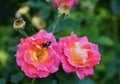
76, 67, 94, 80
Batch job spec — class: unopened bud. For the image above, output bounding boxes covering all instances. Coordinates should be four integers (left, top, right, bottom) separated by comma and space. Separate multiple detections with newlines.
15, 11, 22, 18
32, 14, 46, 29
17, 5, 29, 15
37, 21, 46, 29
32, 14, 40, 26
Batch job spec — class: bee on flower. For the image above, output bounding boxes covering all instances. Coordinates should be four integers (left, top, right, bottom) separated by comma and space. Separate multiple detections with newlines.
42, 41, 51, 47
15, 30, 62, 78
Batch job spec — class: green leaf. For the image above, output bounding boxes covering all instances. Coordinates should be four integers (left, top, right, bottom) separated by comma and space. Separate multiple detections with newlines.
78, 79, 95, 84
51, 79, 57, 84
113, 43, 120, 56
10, 72, 25, 83
110, 0, 120, 15
55, 68, 66, 80
25, 0, 50, 9
0, 78, 6, 84
36, 75, 54, 84
0, 50, 9, 67
95, 64, 105, 72
58, 73, 80, 84
101, 54, 112, 64
97, 36, 114, 46
25, 1, 39, 7
55, 18, 67, 32
47, 23, 54, 32
106, 60, 117, 79
39, 9, 51, 19
8, 46, 17, 52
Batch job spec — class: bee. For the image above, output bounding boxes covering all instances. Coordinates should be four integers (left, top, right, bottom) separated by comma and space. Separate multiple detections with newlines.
42, 41, 51, 47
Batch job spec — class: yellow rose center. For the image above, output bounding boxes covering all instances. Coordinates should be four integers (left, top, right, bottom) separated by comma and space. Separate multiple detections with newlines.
30, 46, 48, 63
70, 42, 88, 65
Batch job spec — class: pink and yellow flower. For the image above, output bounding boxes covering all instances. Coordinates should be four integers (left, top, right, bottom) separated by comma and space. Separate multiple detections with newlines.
52, 0, 78, 8
15, 30, 61, 78
52, 0, 78, 16
59, 33, 100, 80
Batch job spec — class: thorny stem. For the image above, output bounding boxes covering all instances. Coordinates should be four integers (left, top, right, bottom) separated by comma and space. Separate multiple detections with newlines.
31, 78, 36, 84
25, 13, 32, 22
52, 14, 63, 33
19, 29, 28, 37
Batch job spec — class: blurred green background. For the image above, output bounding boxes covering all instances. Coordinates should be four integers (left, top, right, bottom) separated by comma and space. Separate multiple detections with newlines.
0, 0, 120, 84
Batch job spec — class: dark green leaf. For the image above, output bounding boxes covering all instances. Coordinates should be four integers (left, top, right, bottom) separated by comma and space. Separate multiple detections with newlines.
110, 0, 120, 15
78, 79, 95, 84
10, 72, 25, 83
97, 36, 114, 46
105, 60, 117, 79
39, 9, 51, 19
0, 78, 6, 84
36, 75, 54, 84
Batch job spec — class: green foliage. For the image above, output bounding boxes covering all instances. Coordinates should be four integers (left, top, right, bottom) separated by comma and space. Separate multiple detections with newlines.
110, 0, 120, 15
97, 36, 114, 46
10, 72, 25, 83
0, 0, 120, 84
0, 78, 6, 84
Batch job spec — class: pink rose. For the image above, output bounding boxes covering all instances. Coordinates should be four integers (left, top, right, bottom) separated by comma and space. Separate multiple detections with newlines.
52, 0, 78, 8
46, 0, 50, 2
59, 33, 100, 80
15, 30, 61, 78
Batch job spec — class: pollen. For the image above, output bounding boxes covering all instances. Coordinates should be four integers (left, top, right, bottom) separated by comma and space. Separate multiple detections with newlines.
30, 46, 48, 63
70, 42, 88, 65
58, 4, 71, 16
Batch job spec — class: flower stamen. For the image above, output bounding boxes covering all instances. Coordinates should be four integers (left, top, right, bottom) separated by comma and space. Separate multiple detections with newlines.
58, 4, 71, 17
30, 46, 48, 63
71, 42, 88, 65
